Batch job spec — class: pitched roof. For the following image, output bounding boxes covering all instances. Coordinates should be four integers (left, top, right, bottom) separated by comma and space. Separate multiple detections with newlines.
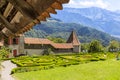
24, 37, 73, 49
0, 0, 69, 38
51, 43, 73, 49
24, 38, 52, 45
67, 31, 80, 46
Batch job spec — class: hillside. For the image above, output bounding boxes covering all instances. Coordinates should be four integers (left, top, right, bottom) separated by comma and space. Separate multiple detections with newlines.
51, 7, 120, 36
24, 20, 119, 46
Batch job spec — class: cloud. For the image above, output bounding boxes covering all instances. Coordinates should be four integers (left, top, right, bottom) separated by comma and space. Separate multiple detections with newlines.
65, 0, 109, 9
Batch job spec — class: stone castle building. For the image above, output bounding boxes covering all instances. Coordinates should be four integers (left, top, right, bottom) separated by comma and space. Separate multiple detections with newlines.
3, 31, 81, 57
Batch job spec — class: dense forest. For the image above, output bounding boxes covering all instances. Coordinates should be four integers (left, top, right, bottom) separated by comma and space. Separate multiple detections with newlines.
24, 19, 120, 46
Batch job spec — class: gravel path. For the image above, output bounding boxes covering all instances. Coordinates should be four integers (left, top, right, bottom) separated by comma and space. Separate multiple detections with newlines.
0, 60, 17, 80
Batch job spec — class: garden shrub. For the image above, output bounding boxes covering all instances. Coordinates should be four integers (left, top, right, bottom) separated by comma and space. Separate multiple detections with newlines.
99, 58, 106, 61
11, 65, 54, 74
42, 48, 52, 55
11, 53, 109, 74
90, 58, 99, 61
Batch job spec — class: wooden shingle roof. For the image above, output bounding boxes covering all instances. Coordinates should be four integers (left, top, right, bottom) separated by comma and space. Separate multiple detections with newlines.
0, 0, 69, 38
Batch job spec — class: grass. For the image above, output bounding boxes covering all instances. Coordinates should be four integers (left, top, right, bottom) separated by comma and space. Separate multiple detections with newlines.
13, 59, 120, 80
11, 53, 108, 74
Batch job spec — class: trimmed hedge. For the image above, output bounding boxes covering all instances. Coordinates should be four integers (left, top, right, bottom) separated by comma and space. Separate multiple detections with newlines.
11, 53, 107, 74
11, 66, 54, 74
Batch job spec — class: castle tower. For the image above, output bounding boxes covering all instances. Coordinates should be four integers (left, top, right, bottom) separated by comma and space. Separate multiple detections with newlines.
18, 34, 25, 55
67, 31, 81, 53
8, 34, 24, 57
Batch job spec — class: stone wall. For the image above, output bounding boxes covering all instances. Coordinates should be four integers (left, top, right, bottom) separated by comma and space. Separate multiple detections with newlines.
8, 45, 20, 56
73, 46, 81, 53
24, 49, 44, 56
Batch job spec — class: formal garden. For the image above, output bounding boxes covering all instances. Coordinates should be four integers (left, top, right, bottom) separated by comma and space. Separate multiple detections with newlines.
9, 52, 119, 80
0, 40, 120, 80
13, 59, 120, 80
10, 53, 108, 74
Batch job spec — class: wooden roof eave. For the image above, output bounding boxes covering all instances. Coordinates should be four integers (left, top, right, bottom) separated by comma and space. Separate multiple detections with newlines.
8, 0, 39, 20
0, 13, 17, 34
16, 0, 69, 34
0, 0, 70, 37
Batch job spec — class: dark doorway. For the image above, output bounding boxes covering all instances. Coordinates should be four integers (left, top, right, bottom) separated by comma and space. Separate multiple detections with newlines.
13, 49, 17, 57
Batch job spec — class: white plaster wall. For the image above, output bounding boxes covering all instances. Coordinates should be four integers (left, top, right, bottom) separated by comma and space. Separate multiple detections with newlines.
73, 46, 81, 53
8, 45, 20, 56
24, 49, 44, 56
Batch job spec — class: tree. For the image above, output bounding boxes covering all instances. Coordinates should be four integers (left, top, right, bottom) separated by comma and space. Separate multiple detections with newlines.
108, 40, 120, 52
81, 43, 89, 52
47, 36, 66, 43
42, 48, 53, 55
88, 40, 103, 53
0, 46, 11, 59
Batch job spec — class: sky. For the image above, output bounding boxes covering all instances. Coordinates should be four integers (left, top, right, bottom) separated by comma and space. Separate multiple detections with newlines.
64, 0, 120, 11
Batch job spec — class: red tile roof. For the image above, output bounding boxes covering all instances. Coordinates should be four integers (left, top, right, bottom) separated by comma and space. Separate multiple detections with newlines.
51, 43, 73, 49
24, 38, 52, 44
24, 38, 74, 49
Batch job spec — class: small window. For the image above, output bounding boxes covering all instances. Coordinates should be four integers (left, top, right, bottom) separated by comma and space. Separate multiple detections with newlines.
13, 38, 18, 44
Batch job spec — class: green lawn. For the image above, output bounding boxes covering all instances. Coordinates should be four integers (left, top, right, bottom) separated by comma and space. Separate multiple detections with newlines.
13, 59, 120, 80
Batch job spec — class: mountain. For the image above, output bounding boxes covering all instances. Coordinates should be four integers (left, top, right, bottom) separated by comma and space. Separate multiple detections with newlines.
51, 7, 120, 36
115, 10, 120, 14
24, 20, 119, 46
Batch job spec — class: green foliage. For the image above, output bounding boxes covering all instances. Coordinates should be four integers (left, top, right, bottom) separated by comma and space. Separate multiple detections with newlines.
47, 36, 66, 43
0, 46, 11, 59
88, 40, 103, 53
11, 66, 54, 74
24, 29, 47, 38
23, 21, 120, 46
11, 53, 108, 74
90, 58, 99, 61
13, 60, 120, 80
108, 40, 120, 52
81, 43, 89, 52
43, 48, 53, 55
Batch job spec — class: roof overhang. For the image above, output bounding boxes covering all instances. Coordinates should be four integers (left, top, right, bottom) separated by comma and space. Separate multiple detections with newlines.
0, 0, 69, 39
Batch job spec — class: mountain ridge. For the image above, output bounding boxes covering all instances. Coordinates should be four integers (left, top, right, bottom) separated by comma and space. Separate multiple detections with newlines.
24, 20, 120, 46
51, 7, 120, 36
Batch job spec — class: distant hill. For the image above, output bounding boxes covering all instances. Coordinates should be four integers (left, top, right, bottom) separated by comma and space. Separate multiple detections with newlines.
51, 7, 120, 36
24, 20, 119, 46
115, 10, 120, 14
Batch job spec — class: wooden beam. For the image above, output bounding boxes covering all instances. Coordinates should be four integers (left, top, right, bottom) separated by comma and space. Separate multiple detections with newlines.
41, 12, 50, 18
26, 0, 56, 15
57, 0, 70, 4
0, 23, 5, 30
46, 7, 57, 14
0, 13, 17, 33
3, 3, 13, 18
10, 11, 23, 23
0, 31, 7, 40
8, 0, 39, 20
51, 1, 63, 10
2, 28, 14, 37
